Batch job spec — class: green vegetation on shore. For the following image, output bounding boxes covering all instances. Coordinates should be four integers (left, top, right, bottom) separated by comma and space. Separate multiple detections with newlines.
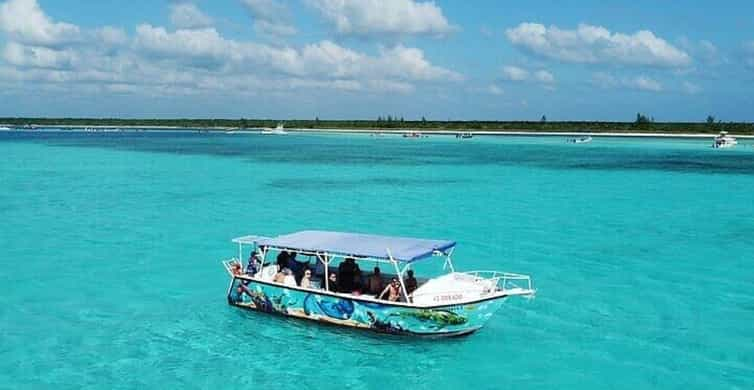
2, 115, 753, 134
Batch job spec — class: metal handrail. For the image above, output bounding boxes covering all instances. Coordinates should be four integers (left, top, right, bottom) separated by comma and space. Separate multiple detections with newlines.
459, 270, 534, 292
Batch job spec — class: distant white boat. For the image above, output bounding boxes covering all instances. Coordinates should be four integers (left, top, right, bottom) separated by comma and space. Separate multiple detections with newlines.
262, 123, 287, 135
0, 126, 11, 131
402, 131, 425, 138
456, 132, 473, 139
568, 135, 592, 144
712, 131, 737, 149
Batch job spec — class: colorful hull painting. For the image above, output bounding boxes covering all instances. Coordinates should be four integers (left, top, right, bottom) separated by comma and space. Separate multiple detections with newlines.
227, 278, 505, 336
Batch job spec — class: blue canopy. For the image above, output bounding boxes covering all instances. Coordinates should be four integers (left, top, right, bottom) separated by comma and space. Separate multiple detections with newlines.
255, 230, 456, 262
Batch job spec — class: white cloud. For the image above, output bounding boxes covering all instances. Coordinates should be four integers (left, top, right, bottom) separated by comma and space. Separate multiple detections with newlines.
592, 72, 663, 92
0, 0, 80, 46
682, 80, 701, 94
307, 0, 455, 36
502, 65, 554, 84
2, 41, 77, 69
0, 0, 462, 98
169, 3, 213, 30
506, 22, 691, 68
95, 26, 128, 46
534, 69, 554, 83
242, 0, 297, 36
131, 25, 462, 82
632, 76, 662, 92
502, 65, 528, 81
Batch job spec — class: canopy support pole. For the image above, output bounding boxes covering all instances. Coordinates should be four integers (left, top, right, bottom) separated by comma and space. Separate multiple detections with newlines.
320, 253, 330, 291
444, 247, 456, 272
387, 248, 409, 302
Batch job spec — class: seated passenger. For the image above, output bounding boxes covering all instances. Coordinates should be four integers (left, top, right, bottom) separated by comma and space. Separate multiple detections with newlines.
366, 266, 383, 295
300, 269, 312, 288
283, 268, 297, 287
379, 278, 402, 302
288, 251, 302, 273
246, 251, 261, 275
231, 262, 242, 276
351, 268, 363, 295
276, 250, 290, 270
338, 257, 360, 293
404, 270, 418, 294
325, 273, 338, 292
273, 266, 287, 284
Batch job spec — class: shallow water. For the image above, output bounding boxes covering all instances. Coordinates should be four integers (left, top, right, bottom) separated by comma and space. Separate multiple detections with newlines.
1, 131, 753, 389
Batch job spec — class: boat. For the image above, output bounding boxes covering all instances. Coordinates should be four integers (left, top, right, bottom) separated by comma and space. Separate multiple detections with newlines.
456, 132, 473, 139
262, 123, 287, 135
222, 230, 535, 337
402, 131, 424, 138
0, 126, 11, 131
568, 135, 592, 143
712, 131, 737, 149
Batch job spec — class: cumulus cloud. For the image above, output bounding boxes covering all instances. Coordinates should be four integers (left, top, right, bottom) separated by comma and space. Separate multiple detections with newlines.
0, 1, 462, 98
2, 41, 77, 69
95, 26, 128, 46
506, 22, 691, 68
307, 0, 455, 36
592, 72, 663, 92
0, 0, 80, 46
131, 25, 462, 82
502, 65, 554, 84
502, 65, 528, 81
242, 0, 297, 36
169, 3, 213, 30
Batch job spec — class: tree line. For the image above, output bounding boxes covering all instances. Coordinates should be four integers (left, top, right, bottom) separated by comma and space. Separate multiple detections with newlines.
1, 116, 751, 134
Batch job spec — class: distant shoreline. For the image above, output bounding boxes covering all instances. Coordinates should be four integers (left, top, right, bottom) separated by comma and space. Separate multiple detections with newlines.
2, 125, 753, 139
2, 117, 754, 136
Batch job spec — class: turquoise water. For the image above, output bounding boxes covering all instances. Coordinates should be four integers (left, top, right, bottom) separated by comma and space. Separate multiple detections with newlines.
1, 131, 753, 389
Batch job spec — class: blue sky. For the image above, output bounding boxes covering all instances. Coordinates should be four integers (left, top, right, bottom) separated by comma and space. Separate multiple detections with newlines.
1, 0, 753, 121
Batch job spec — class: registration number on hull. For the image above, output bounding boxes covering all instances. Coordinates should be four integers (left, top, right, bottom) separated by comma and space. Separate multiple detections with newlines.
432, 293, 464, 303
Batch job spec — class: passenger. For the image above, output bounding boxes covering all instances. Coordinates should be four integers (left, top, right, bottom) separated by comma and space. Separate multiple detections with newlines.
351, 268, 363, 295
300, 269, 312, 289
379, 278, 402, 302
289, 252, 310, 284
246, 251, 261, 276
325, 273, 338, 292
283, 268, 297, 287
337, 258, 353, 292
404, 270, 418, 294
288, 251, 301, 273
366, 266, 383, 295
337, 257, 360, 293
276, 250, 289, 270
231, 262, 242, 275
273, 266, 287, 284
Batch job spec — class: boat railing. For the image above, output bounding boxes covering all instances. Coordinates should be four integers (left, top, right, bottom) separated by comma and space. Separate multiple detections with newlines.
460, 270, 534, 294
222, 258, 242, 276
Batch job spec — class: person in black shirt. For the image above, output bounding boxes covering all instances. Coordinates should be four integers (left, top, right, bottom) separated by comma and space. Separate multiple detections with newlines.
326, 272, 338, 292
404, 270, 418, 295
337, 257, 355, 292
